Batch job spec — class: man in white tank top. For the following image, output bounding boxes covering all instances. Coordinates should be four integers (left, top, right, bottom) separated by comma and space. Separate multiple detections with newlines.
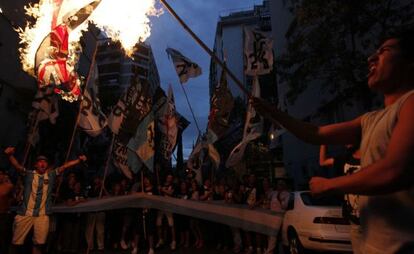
251, 28, 414, 253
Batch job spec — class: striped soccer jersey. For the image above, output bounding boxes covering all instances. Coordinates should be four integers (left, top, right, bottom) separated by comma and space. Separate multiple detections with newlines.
18, 169, 59, 217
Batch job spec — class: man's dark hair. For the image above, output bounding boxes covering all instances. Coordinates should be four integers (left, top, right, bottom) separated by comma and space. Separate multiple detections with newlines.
382, 26, 414, 61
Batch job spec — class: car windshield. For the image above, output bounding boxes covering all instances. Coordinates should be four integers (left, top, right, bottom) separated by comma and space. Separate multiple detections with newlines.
300, 192, 342, 206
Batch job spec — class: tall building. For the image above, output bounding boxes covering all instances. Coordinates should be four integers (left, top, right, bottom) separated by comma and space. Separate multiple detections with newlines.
95, 39, 160, 109
210, 1, 274, 101
209, 1, 281, 180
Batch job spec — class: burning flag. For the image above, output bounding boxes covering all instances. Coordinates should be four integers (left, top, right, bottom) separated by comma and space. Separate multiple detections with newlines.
35, 0, 102, 101
166, 48, 202, 84
17, 0, 162, 101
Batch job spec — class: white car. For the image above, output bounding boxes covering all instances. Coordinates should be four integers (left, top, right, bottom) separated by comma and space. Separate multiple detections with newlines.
281, 191, 352, 253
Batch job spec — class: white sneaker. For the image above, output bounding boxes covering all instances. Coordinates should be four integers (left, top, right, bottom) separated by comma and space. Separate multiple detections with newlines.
170, 241, 176, 251
155, 239, 164, 249
148, 248, 155, 254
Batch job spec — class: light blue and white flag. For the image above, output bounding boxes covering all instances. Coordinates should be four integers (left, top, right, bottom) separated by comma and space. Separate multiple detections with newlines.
128, 110, 155, 172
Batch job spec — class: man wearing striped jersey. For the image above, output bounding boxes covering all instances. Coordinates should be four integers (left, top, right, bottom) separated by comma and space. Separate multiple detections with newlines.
5, 147, 87, 254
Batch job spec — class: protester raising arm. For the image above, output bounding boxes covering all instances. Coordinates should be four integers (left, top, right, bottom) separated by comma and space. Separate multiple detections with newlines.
4, 147, 25, 173
251, 98, 362, 145
57, 155, 87, 174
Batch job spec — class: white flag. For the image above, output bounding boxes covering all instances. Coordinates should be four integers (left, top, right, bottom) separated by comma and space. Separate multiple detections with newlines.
226, 76, 263, 168
79, 89, 107, 137
166, 48, 202, 84
244, 28, 274, 75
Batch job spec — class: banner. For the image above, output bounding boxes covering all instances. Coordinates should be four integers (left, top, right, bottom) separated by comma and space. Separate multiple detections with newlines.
226, 76, 263, 168
166, 47, 202, 84
244, 28, 274, 76
52, 193, 284, 237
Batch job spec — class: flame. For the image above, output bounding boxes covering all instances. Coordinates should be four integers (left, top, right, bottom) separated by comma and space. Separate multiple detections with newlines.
17, 0, 162, 76
17, 1, 55, 75
89, 0, 162, 55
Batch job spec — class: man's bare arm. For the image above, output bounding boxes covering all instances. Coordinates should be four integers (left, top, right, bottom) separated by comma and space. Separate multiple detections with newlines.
311, 96, 414, 195
4, 147, 25, 173
251, 98, 362, 145
57, 155, 87, 174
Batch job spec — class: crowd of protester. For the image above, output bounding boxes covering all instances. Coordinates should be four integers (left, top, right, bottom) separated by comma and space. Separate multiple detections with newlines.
0, 156, 290, 254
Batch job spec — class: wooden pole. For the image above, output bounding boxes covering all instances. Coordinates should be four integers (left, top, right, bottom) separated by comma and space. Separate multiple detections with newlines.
159, 0, 251, 98
141, 169, 147, 240
54, 44, 99, 203
99, 133, 115, 198
178, 82, 202, 136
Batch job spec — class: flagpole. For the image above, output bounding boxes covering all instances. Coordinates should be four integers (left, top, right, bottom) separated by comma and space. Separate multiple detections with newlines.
159, 0, 251, 98
55, 44, 99, 202
82, 133, 114, 254
178, 83, 202, 136
64, 45, 99, 162
141, 169, 147, 240
99, 133, 115, 198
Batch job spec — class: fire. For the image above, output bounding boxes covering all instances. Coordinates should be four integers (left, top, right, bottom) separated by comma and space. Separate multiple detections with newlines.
17, 1, 55, 76
89, 0, 162, 55
17, 0, 162, 77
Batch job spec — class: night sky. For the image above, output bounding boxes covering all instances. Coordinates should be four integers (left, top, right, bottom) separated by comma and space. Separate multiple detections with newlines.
148, 0, 263, 159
